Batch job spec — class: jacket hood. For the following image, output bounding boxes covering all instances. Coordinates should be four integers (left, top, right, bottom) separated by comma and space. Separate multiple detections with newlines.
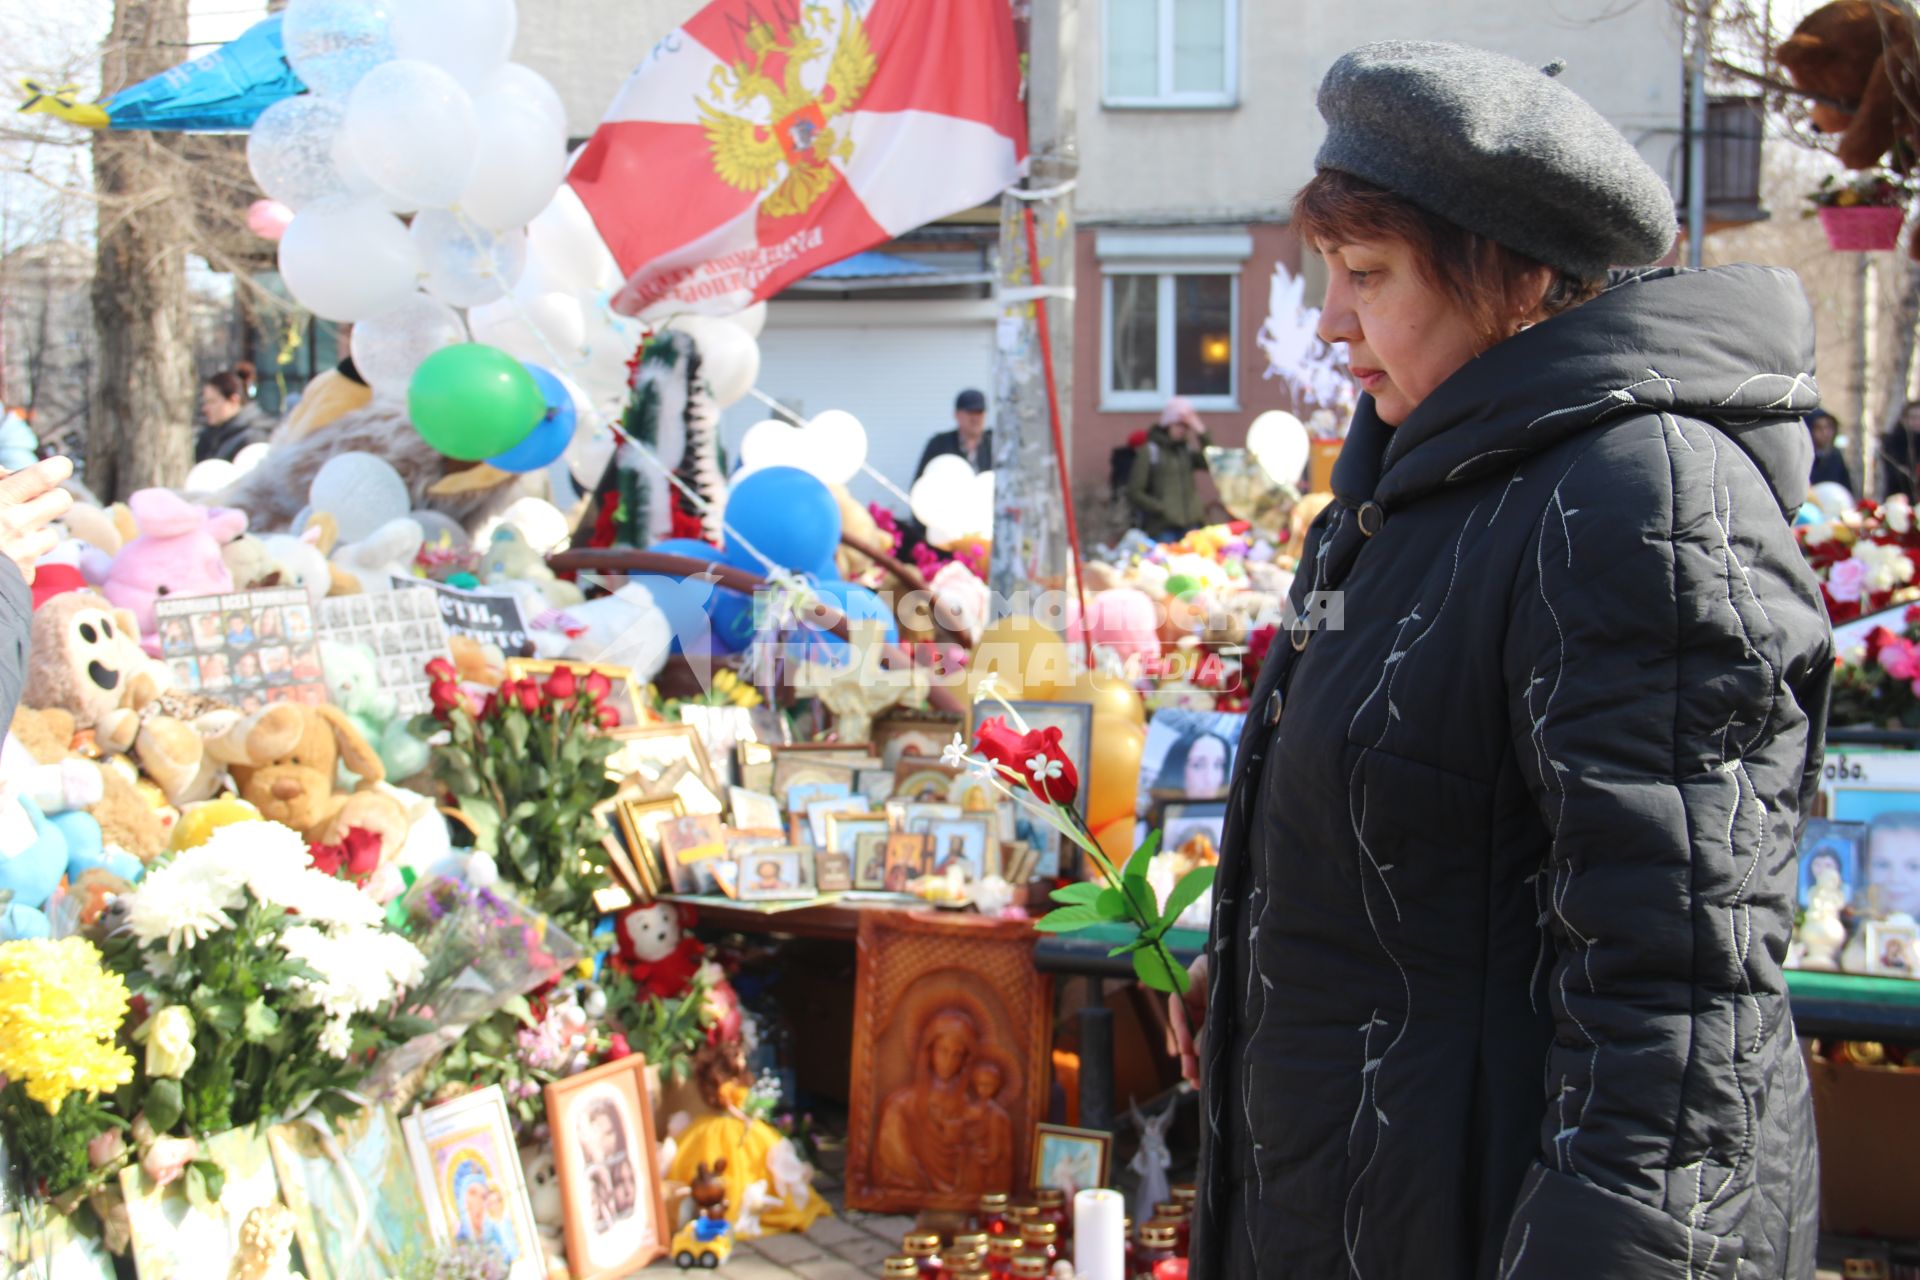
1336, 264, 1821, 517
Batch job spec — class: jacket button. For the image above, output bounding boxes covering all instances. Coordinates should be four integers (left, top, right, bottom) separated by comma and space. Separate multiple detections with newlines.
1358, 501, 1385, 537
1290, 618, 1310, 651
1265, 689, 1283, 726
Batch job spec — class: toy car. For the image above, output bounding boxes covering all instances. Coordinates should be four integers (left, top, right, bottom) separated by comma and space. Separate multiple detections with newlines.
672, 1216, 733, 1269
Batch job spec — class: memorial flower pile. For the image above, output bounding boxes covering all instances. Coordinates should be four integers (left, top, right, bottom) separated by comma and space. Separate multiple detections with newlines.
1797, 495, 1920, 623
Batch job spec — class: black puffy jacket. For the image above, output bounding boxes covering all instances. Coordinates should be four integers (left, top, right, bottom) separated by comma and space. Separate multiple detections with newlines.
1195, 267, 1831, 1280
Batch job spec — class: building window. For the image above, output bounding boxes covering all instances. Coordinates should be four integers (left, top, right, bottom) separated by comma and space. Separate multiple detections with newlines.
1104, 0, 1238, 108
1101, 270, 1238, 411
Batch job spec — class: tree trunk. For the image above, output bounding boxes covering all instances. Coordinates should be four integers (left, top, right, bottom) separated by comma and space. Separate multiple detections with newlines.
88, 0, 193, 500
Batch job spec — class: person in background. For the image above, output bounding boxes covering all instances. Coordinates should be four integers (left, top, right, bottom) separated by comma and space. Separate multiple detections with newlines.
1126, 396, 1210, 542
914, 388, 993, 481
1880, 400, 1920, 499
195, 370, 275, 464
1807, 411, 1854, 493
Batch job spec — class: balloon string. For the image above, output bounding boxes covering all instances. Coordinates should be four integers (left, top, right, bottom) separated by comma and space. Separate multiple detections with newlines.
464, 209, 785, 580
742, 387, 914, 507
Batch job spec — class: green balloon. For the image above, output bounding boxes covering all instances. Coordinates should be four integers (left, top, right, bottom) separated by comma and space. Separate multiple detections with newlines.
407, 343, 544, 461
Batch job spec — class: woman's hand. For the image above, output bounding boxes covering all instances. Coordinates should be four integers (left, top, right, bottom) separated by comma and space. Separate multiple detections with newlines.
0, 456, 73, 582
1168, 954, 1209, 1087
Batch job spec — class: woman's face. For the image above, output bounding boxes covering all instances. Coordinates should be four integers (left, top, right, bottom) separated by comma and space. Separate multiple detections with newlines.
200, 384, 241, 426
1184, 736, 1227, 795
464, 1184, 486, 1233
1316, 237, 1489, 426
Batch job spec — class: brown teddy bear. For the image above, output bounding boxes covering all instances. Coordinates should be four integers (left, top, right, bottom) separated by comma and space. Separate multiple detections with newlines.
7, 706, 167, 863
1777, 1, 1920, 171
208, 704, 409, 850
25, 592, 240, 806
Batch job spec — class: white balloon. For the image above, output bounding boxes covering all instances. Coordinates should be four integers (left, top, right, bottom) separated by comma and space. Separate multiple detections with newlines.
283, 0, 395, 98
277, 198, 420, 322
1245, 409, 1310, 487
186, 459, 239, 493
247, 95, 351, 209
1811, 481, 1857, 517
481, 63, 567, 144
231, 442, 272, 475
804, 409, 867, 486
725, 302, 768, 338
468, 291, 585, 364
411, 209, 525, 307
911, 455, 979, 532
351, 292, 468, 400
389, 0, 515, 89
330, 124, 416, 214
739, 419, 802, 472
669, 315, 760, 409
458, 90, 567, 230
524, 186, 617, 294
573, 309, 643, 415
344, 59, 478, 209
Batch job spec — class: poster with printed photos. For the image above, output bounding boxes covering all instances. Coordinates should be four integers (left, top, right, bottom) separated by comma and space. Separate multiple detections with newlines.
318, 587, 455, 716
154, 587, 326, 710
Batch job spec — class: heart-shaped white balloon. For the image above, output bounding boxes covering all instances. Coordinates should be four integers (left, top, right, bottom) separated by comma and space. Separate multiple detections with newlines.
1245, 410, 1310, 487
735, 410, 869, 487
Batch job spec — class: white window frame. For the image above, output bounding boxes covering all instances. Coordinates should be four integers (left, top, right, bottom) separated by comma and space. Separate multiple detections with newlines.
1101, 0, 1240, 110
1099, 265, 1240, 413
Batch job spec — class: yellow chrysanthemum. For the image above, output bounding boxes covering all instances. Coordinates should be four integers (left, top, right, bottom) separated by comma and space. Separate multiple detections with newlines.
0, 938, 136, 1112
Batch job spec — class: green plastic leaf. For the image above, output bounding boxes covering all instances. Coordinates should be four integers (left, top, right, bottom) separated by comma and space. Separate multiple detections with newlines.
1094, 888, 1128, 921
504, 713, 530, 757
1033, 904, 1108, 933
1049, 882, 1103, 907
461, 796, 501, 853
201, 997, 242, 1037
241, 999, 279, 1045
1106, 936, 1151, 957
1131, 944, 1190, 995
142, 1078, 183, 1135
1124, 827, 1163, 885
1159, 865, 1217, 930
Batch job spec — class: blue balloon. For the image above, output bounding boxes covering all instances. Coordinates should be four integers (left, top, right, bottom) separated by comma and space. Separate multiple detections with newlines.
648, 537, 724, 563
793, 579, 898, 664
486, 365, 576, 473
706, 587, 756, 654
722, 466, 841, 577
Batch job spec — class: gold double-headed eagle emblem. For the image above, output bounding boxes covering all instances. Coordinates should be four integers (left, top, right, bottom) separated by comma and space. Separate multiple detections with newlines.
699, 3, 877, 219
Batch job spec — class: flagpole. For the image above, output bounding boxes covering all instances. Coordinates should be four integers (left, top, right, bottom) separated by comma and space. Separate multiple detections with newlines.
989, 0, 1081, 632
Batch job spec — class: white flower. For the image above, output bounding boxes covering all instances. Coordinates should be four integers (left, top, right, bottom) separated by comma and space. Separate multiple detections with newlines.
1026, 753, 1064, 782
317, 1018, 354, 1060
277, 923, 425, 1019
973, 672, 999, 700
1802, 522, 1835, 547
1890, 495, 1914, 535
1853, 540, 1915, 593
124, 847, 247, 954
941, 733, 970, 769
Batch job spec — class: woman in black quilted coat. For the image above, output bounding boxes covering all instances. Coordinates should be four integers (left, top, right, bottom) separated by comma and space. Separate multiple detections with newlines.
1173, 43, 1831, 1280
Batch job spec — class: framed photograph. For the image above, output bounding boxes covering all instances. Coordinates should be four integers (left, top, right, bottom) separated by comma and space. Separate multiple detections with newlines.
1797, 819, 1866, 911
925, 816, 993, 882
785, 779, 852, 825
655, 813, 729, 895
1162, 800, 1229, 865
1863, 811, 1920, 920
1139, 708, 1246, 810
809, 799, 875, 849
815, 851, 854, 893
895, 802, 963, 836
544, 1057, 669, 1278
1865, 919, 1920, 978
504, 659, 644, 731
894, 762, 962, 803
853, 832, 891, 891
825, 813, 890, 857
607, 726, 723, 816
268, 1104, 431, 1280
882, 832, 930, 893
401, 1086, 542, 1279
735, 847, 816, 901
773, 755, 858, 809
1030, 1124, 1113, 1196
613, 797, 686, 892
855, 767, 899, 806
677, 704, 757, 788
736, 740, 776, 795
728, 787, 783, 832
873, 709, 964, 771
154, 587, 327, 707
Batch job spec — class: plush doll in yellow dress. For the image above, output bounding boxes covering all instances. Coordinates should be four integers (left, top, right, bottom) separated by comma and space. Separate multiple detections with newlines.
667, 1077, 831, 1238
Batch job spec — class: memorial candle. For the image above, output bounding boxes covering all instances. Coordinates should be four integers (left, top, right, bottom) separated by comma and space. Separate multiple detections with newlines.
1074, 1188, 1125, 1280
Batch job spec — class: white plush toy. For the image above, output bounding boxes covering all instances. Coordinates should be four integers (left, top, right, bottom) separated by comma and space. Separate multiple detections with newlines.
329, 517, 424, 592
734, 1179, 774, 1239
260, 527, 335, 608
519, 1144, 570, 1280
560, 583, 674, 683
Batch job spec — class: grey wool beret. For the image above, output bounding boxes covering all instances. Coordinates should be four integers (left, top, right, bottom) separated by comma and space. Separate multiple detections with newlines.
1314, 40, 1678, 278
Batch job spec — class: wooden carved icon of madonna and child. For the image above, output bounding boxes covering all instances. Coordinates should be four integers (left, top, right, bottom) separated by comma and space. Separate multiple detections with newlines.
847, 912, 1053, 1212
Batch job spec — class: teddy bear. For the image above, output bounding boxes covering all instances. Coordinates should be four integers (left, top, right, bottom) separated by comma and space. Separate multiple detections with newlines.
1778, 2, 1920, 174
329, 516, 425, 594
261, 523, 340, 607
608, 902, 708, 1000
480, 527, 585, 610
84, 489, 246, 647
208, 703, 409, 851
25, 592, 246, 808
220, 532, 283, 594
519, 1145, 571, 1280
7, 707, 167, 863
318, 639, 428, 780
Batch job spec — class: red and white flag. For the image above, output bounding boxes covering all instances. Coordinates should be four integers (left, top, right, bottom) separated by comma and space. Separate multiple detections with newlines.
568, 0, 1027, 319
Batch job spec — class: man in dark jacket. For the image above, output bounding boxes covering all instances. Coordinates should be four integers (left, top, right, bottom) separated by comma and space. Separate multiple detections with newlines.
913, 388, 992, 481
1808, 411, 1855, 492
195, 370, 275, 464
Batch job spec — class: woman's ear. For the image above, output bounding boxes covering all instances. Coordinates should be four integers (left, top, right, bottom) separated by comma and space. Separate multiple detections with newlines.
1513, 266, 1555, 330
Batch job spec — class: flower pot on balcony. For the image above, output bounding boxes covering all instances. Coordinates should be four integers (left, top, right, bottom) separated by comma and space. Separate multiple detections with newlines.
1819, 204, 1906, 252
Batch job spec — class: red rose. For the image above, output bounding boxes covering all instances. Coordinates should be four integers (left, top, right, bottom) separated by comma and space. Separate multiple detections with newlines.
596, 703, 621, 729
544, 666, 578, 701
309, 828, 384, 882
514, 680, 542, 713
607, 1033, 632, 1060
973, 716, 1079, 806
429, 679, 470, 719
425, 657, 456, 683
584, 670, 613, 703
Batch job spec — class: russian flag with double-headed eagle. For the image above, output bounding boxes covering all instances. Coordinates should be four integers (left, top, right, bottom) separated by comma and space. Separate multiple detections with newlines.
568, 0, 1028, 319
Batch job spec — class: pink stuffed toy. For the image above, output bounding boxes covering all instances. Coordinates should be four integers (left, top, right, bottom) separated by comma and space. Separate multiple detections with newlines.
88, 490, 246, 650
1069, 587, 1163, 667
